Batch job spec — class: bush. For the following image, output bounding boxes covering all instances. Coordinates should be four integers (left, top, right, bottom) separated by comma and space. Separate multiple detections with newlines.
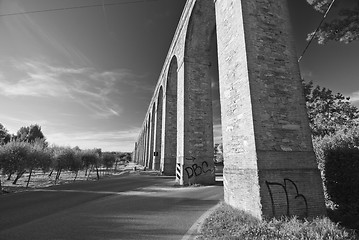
324, 148, 359, 210
313, 127, 359, 230
199, 203, 358, 240
0, 141, 32, 184
102, 153, 116, 169
313, 128, 359, 208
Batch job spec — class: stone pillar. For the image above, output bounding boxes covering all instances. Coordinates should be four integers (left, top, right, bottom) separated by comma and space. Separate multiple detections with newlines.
153, 91, 163, 171
148, 111, 155, 169
133, 142, 138, 163
176, 0, 216, 185
139, 135, 143, 165
215, 0, 326, 219
161, 57, 178, 176
145, 123, 150, 168
141, 134, 145, 166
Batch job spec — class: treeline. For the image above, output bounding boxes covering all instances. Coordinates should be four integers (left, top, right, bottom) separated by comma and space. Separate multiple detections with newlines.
304, 80, 359, 230
0, 124, 131, 190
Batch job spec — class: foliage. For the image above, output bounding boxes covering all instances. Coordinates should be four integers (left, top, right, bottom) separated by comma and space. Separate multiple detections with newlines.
15, 124, 46, 143
102, 153, 116, 169
81, 150, 100, 168
312, 128, 359, 230
0, 123, 11, 145
303, 80, 359, 137
51, 147, 77, 171
69, 148, 83, 174
306, 0, 359, 44
199, 203, 358, 240
0, 141, 31, 175
30, 139, 52, 172
326, 147, 359, 202
81, 149, 101, 180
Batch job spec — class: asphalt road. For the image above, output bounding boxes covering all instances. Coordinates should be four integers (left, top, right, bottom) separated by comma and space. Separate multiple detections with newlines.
0, 173, 223, 240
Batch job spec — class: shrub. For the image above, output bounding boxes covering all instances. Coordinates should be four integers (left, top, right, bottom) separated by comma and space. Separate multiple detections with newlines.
312, 127, 359, 230
81, 149, 100, 180
102, 153, 116, 169
0, 141, 32, 184
199, 203, 358, 240
49, 146, 78, 182
313, 128, 359, 208
324, 148, 359, 210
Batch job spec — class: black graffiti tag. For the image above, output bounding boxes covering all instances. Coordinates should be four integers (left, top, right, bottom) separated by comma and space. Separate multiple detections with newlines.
185, 161, 212, 179
265, 178, 308, 218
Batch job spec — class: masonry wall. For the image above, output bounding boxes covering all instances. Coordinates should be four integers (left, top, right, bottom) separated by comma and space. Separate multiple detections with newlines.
177, 0, 216, 185
215, 0, 325, 219
134, 0, 325, 219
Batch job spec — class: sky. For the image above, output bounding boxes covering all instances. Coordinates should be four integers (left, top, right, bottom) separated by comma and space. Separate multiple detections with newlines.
0, 0, 358, 152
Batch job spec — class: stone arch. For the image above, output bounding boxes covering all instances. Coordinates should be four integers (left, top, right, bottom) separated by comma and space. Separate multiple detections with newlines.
142, 130, 146, 165
148, 104, 156, 169
145, 117, 151, 168
145, 110, 154, 169
161, 56, 178, 176
153, 87, 163, 170
177, 0, 216, 184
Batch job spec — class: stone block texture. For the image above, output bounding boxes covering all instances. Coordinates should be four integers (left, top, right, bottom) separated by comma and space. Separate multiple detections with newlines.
215, 0, 325, 219
134, 0, 325, 219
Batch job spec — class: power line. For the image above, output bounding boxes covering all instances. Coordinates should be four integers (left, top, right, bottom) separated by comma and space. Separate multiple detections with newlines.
0, 0, 158, 18
298, 0, 336, 63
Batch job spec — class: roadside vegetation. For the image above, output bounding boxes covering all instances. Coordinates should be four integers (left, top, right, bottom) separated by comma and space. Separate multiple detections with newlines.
199, 81, 359, 239
304, 81, 359, 231
198, 203, 358, 240
0, 123, 132, 193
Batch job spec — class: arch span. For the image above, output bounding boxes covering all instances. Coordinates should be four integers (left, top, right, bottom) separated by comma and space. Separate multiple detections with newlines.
161, 56, 178, 176
176, 0, 216, 185
134, 0, 326, 219
153, 88, 163, 170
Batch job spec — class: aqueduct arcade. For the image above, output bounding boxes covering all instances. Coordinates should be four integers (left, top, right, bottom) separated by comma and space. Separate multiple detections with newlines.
132, 0, 326, 219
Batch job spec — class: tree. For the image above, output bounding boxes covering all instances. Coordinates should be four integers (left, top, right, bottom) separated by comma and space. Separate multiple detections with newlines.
303, 80, 359, 137
16, 124, 45, 143
70, 148, 83, 181
102, 153, 116, 173
50, 147, 77, 183
0, 123, 11, 145
81, 149, 100, 180
306, 0, 359, 44
16, 126, 29, 142
26, 139, 52, 188
0, 141, 32, 184
0, 146, 2, 192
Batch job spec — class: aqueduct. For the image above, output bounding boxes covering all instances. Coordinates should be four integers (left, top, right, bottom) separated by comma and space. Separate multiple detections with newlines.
132, 0, 326, 219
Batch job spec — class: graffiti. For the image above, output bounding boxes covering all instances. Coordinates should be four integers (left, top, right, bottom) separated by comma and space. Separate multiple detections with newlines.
184, 161, 213, 178
265, 178, 308, 217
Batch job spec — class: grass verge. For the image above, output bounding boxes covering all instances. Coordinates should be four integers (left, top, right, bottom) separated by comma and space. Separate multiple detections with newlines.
198, 203, 358, 240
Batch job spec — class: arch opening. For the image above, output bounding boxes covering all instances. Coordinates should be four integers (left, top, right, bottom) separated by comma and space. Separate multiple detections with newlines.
153, 87, 163, 170
161, 56, 178, 175
177, 0, 218, 185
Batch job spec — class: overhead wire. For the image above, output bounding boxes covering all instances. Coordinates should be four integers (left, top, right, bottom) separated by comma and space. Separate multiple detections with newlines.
0, 0, 158, 18
298, 0, 336, 62
101, 0, 110, 33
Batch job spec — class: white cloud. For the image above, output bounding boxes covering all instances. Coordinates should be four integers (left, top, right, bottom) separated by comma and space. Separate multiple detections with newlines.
46, 128, 140, 152
2, 0, 93, 67
0, 59, 145, 118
